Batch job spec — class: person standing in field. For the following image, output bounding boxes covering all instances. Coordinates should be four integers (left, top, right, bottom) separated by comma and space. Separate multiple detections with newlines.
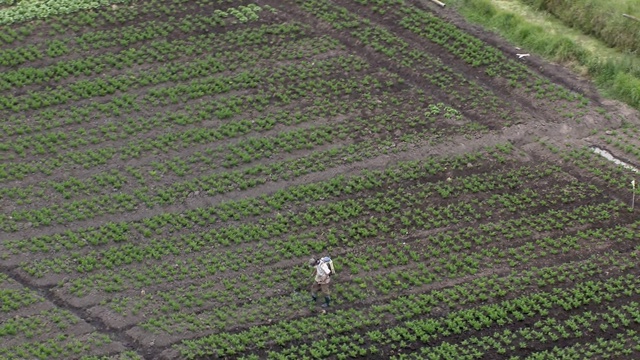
309, 257, 335, 308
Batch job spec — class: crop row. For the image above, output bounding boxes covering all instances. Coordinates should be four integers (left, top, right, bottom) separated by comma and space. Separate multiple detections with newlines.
552, 143, 640, 192
128, 229, 636, 338
296, 0, 515, 124
74, 4, 267, 49
0, 3, 270, 67
0, 31, 351, 114
0, 273, 135, 359
393, 3, 589, 105
10, 182, 505, 274
0, 146, 496, 253
0, 0, 256, 45
171, 273, 640, 358
0, 101, 460, 230
0, 139, 372, 231
127, 248, 634, 334
347, 0, 505, 76
0, 121, 352, 221
0, 149, 546, 249
0, 308, 80, 339
0, 49, 357, 158
397, 6, 524, 77
0, 87, 385, 206
3, 49, 375, 142
0, 21, 307, 130
0, 23, 33, 47
510, 333, 639, 360
0, 146, 583, 246
5, 147, 490, 242
297, 302, 640, 360
327, 216, 634, 301
301, 0, 594, 127
55, 180, 622, 299
351, 0, 530, 83
0, 0, 130, 26
80, 352, 144, 360
397, 303, 640, 360
0, 22, 319, 92
1, 73, 360, 177
0, 57, 385, 182
0, 274, 43, 312
0, 98, 356, 204
596, 125, 640, 161
20, 168, 581, 278
49, 0, 264, 36
327, 280, 637, 355
344, 0, 589, 108
0, 332, 117, 360
48, 0, 208, 32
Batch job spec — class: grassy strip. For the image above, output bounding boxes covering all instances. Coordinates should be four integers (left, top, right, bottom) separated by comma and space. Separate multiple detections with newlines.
519, 0, 640, 52
445, 0, 640, 110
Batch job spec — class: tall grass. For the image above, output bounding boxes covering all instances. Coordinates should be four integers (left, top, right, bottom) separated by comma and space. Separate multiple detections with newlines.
521, 0, 640, 53
449, 0, 640, 110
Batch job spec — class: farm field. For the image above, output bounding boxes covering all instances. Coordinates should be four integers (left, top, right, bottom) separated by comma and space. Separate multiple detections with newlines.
1, 0, 640, 359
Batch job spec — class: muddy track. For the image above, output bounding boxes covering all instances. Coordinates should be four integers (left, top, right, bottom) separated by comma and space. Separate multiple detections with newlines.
0, 263, 142, 359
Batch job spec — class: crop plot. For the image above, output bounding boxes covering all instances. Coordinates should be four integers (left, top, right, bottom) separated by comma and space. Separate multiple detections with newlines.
1, 0, 639, 359
0, 273, 140, 359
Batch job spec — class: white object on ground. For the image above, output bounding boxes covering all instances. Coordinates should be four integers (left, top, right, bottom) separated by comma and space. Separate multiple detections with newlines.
590, 146, 640, 174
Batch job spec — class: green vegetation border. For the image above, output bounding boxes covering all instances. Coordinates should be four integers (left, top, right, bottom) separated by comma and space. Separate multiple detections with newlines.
444, 0, 640, 110
519, 0, 640, 52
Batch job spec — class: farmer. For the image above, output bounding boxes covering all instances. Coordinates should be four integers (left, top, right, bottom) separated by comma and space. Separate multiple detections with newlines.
309, 257, 333, 307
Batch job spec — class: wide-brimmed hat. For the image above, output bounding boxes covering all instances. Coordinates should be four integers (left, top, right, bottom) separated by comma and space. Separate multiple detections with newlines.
308, 257, 317, 266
